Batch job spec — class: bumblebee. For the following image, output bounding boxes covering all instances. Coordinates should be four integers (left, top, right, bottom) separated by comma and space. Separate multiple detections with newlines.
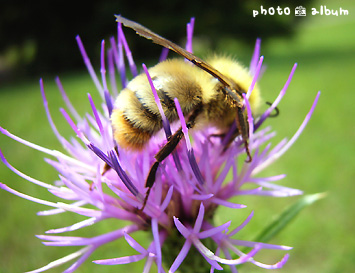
113, 16, 261, 208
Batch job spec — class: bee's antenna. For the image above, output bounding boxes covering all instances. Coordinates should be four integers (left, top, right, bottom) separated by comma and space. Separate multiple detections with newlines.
266, 101, 280, 118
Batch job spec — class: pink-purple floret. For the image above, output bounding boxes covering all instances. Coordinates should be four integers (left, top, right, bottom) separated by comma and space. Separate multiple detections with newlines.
0, 17, 320, 273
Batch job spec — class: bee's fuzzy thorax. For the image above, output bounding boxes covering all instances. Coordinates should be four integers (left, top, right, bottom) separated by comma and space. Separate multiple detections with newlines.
207, 56, 262, 114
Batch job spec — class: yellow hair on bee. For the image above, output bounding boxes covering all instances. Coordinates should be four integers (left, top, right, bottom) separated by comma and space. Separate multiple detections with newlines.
111, 109, 152, 150
207, 56, 262, 114
112, 57, 262, 150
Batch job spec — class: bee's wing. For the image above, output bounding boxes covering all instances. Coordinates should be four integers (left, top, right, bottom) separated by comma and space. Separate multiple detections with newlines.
116, 16, 251, 161
115, 15, 242, 105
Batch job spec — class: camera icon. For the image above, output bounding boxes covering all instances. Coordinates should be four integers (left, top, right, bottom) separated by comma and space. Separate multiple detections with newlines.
295, 6, 307, 16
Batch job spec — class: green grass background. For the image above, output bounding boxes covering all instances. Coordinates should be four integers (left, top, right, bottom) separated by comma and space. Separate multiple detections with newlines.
0, 0, 354, 272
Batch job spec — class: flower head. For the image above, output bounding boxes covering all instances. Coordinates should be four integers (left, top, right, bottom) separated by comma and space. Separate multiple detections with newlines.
0, 17, 320, 272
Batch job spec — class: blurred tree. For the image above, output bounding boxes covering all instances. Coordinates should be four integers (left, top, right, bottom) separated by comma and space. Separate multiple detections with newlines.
0, 0, 313, 83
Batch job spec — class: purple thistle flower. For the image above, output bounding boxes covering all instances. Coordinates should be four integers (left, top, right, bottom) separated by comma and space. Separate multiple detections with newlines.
0, 18, 320, 273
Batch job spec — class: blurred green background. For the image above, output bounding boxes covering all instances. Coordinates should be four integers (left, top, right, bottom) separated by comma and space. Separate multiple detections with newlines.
0, 0, 354, 272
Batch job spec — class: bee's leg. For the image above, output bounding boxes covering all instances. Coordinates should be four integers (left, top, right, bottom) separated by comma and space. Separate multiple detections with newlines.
141, 128, 184, 210
102, 163, 111, 175
222, 130, 237, 152
223, 103, 279, 155
90, 146, 119, 191
101, 146, 119, 175
140, 107, 201, 210
233, 107, 252, 162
